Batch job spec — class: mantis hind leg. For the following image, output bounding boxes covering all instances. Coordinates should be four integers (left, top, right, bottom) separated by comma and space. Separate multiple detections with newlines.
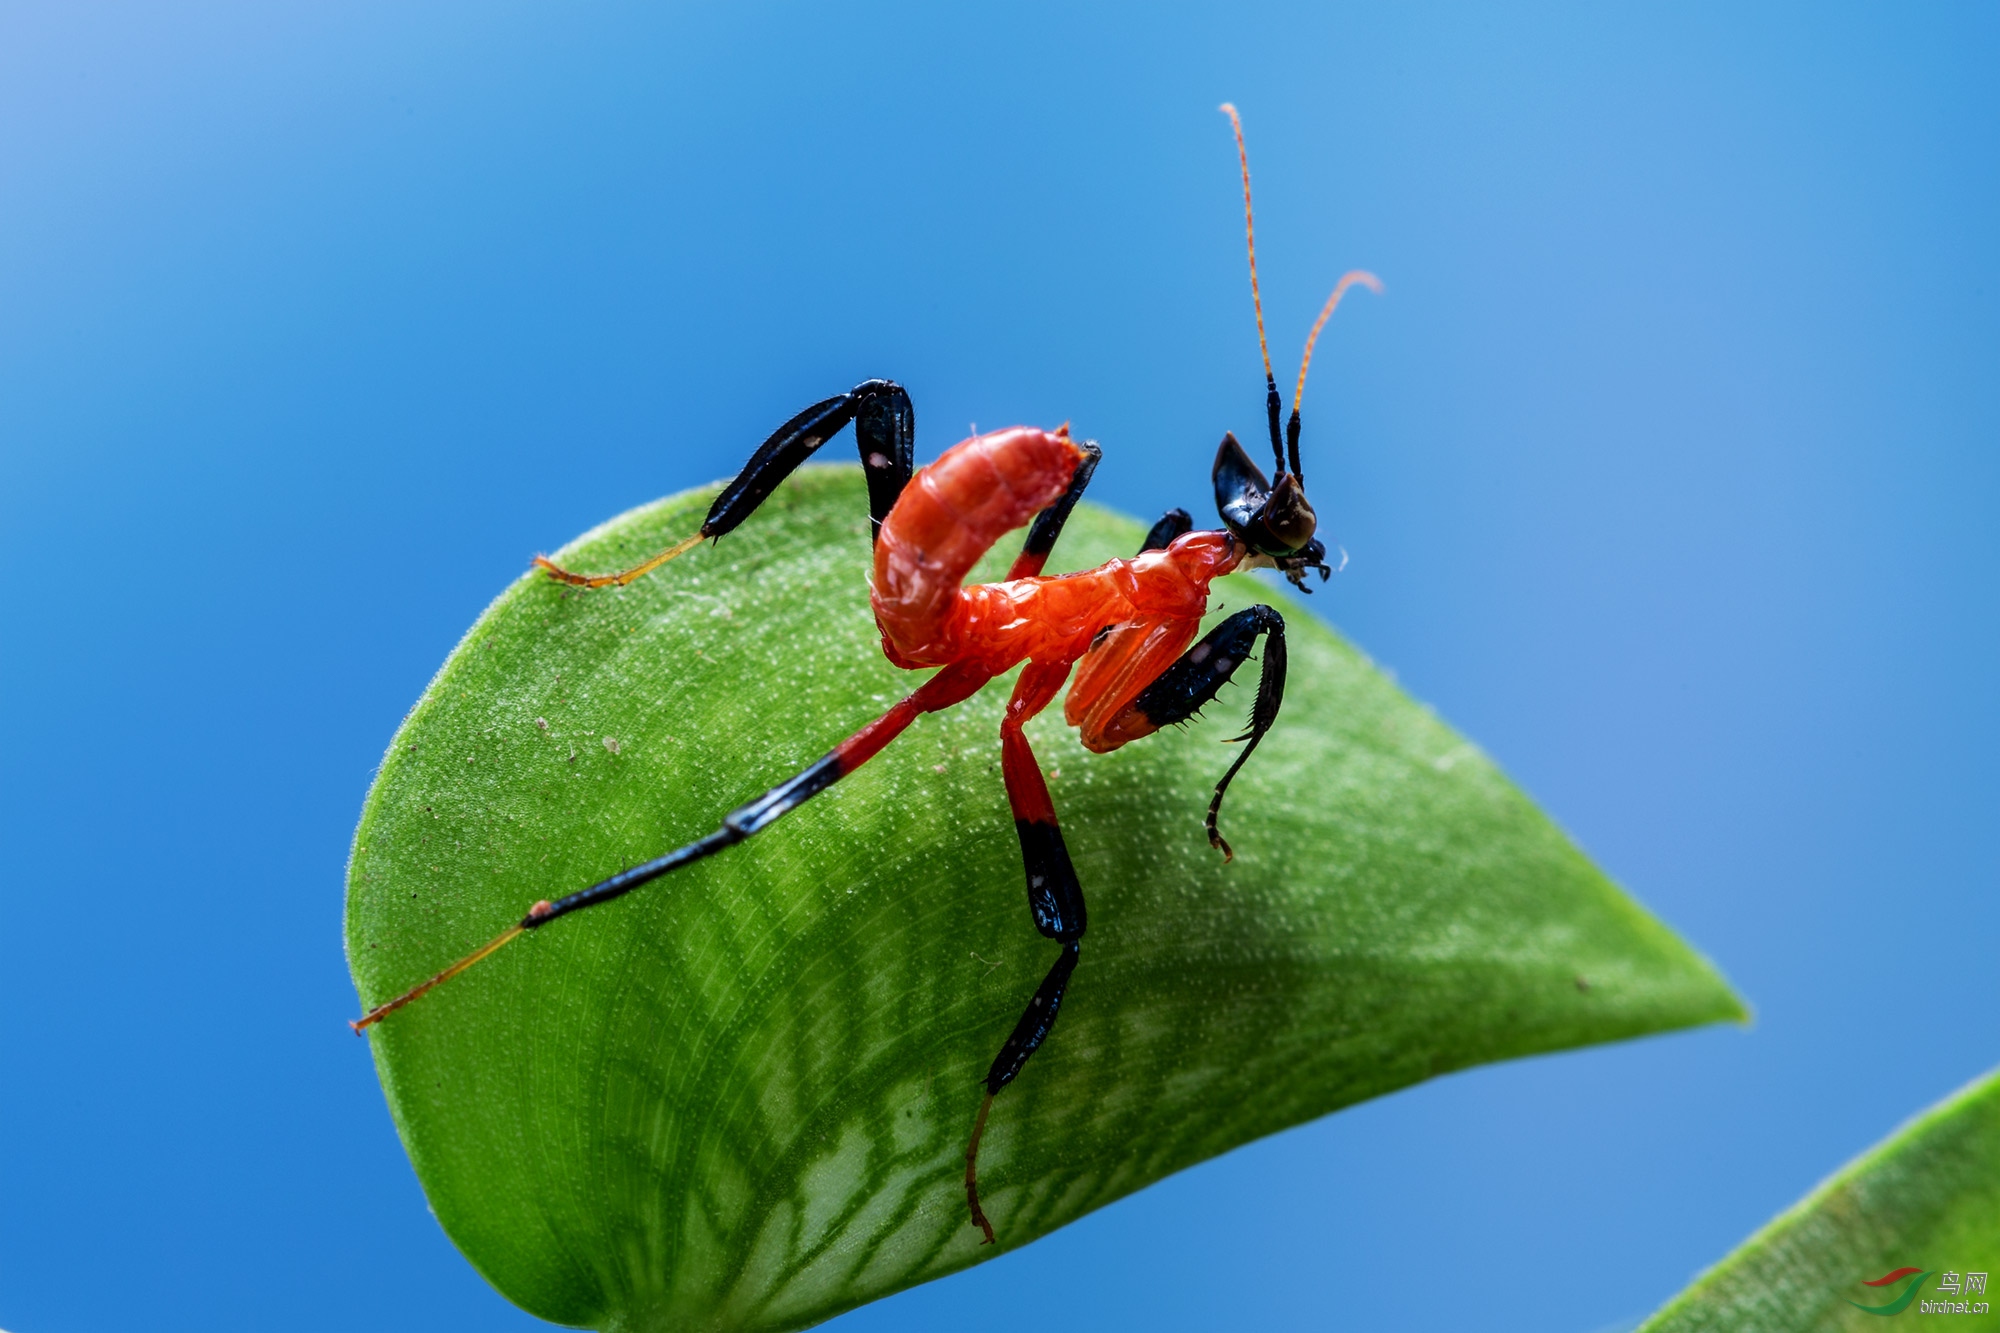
351, 660, 990, 1031
1004, 441, 1102, 579
536, 379, 915, 586
965, 659, 1087, 1243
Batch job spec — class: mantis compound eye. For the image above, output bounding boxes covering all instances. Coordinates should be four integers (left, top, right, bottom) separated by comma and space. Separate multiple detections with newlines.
1260, 473, 1317, 552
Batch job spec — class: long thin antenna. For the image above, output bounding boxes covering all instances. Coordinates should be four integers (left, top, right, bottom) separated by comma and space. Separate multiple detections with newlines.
1286, 270, 1383, 479
1220, 103, 1285, 474
1293, 270, 1383, 414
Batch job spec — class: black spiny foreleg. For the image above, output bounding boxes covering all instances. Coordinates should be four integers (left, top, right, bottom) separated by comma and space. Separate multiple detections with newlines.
536, 379, 915, 587
1120, 605, 1287, 860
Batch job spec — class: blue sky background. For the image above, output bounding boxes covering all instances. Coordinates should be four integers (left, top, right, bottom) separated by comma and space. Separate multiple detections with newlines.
1, 4, 1995, 1330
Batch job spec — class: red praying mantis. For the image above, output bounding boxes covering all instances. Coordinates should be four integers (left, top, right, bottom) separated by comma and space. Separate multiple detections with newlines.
352, 104, 1379, 1244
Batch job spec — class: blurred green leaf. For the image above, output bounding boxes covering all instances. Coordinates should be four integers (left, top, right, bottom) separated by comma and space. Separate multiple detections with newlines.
346, 466, 1742, 1331
1640, 1067, 2000, 1332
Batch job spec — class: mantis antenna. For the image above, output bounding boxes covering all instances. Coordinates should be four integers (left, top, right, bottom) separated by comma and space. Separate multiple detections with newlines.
1220, 102, 1287, 476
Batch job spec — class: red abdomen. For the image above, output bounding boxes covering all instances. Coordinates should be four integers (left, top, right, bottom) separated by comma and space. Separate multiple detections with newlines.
872, 427, 1085, 665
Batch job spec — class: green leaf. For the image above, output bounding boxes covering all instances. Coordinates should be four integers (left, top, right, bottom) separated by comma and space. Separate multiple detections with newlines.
1639, 1067, 2000, 1332
346, 465, 1742, 1332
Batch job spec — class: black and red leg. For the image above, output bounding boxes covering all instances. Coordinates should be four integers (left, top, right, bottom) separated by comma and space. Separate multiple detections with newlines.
1004, 441, 1102, 580
964, 659, 1088, 1243
1119, 605, 1288, 859
351, 660, 991, 1032
1137, 507, 1194, 553
537, 379, 916, 587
